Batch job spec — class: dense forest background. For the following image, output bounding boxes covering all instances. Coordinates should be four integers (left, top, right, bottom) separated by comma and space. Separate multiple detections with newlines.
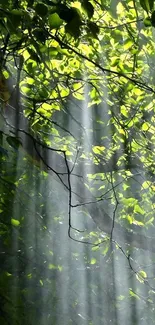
1, 0, 155, 324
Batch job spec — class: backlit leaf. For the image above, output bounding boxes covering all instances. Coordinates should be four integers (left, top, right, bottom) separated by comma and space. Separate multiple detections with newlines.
90, 258, 97, 265
11, 219, 20, 226
134, 204, 145, 215
136, 270, 147, 283
92, 146, 105, 154
49, 13, 63, 29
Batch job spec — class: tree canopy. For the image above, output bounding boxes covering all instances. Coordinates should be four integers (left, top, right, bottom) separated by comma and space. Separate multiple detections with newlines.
1, 0, 155, 324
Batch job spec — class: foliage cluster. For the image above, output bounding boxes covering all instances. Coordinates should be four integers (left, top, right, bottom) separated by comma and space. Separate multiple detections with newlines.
0, 0, 155, 324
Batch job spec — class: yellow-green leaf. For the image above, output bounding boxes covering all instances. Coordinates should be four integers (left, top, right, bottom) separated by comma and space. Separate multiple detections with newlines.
90, 258, 96, 265
92, 146, 105, 154
11, 218, 20, 227
49, 13, 63, 29
136, 270, 147, 283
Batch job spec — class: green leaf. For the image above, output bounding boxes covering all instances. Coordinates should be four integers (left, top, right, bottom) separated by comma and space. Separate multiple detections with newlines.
87, 22, 99, 38
65, 16, 82, 38
35, 3, 48, 17
134, 204, 144, 215
48, 263, 57, 269
58, 265, 63, 271
48, 47, 58, 57
140, 0, 151, 12
7, 10, 23, 30
11, 9, 23, 16
142, 181, 151, 189
82, 0, 94, 18
27, 48, 41, 63
27, 273, 32, 279
33, 28, 47, 43
136, 270, 147, 283
121, 197, 137, 206
142, 122, 149, 131
123, 39, 134, 50
151, 10, 155, 26
49, 13, 63, 29
58, 5, 78, 23
5, 272, 12, 277
38, 88, 49, 98
129, 289, 140, 300
90, 258, 97, 265
143, 17, 152, 26
39, 279, 43, 286
92, 246, 100, 251
92, 146, 105, 154
149, 0, 154, 11
145, 217, 154, 225
11, 218, 20, 226
6, 136, 22, 149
